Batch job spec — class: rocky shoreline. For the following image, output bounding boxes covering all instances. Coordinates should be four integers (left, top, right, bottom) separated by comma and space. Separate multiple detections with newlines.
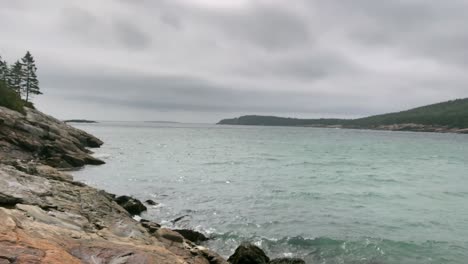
0, 106, 302, 264
308, 123, 468, 134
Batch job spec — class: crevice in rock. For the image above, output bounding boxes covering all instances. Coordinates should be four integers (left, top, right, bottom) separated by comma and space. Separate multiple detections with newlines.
0, 255, 15, 264
0, 194, 22, 208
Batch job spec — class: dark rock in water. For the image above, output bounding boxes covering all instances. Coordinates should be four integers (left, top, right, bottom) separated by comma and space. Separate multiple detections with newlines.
63, 153, 86, 167
269, 258, 305, 264
145, 199, 157, 205
114, 195, 147, 215
228, 243, 269, 264
174, 229, 209, 244
171, 215, 188, 224
84, 156, 106, 165
140, 219, 161, 234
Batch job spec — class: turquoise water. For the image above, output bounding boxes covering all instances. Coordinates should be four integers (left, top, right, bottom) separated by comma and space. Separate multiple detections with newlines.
72, 122, 468, 264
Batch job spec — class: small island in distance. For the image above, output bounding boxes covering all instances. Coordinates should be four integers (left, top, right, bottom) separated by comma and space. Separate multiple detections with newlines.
144, 121, 180, 124
218, 98, 468, 134
64, 119, 98, 124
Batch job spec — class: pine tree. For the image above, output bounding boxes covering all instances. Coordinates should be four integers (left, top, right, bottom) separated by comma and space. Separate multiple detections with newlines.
21, 51, 41, 102
0, 56, 9, 84
9, 61, 23, 96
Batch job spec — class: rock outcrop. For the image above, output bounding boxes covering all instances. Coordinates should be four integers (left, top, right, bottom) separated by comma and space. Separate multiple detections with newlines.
269, 258, 306, 264
0, 106, 227, 264
0, 106, 104, 168
227, 243, 270, 264
114, 195, 148, 216
174, 229, 210, 244
227, 244, 306, 264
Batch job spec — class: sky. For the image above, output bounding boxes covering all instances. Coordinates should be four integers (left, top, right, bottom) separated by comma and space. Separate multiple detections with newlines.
1, 0, 468, 123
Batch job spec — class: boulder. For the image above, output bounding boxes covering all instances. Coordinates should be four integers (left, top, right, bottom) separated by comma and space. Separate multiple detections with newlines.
269, 258, 305, 264
114, 195, 147, 215
194, 246, 229, 264
228, 243, 269, 264
140, 219, 161, 234
145, 199, 158, 205
156, 228, 185, 243
174, 229, 209, 244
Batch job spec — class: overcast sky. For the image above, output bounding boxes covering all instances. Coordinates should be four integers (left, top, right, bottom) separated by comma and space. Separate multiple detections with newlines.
1, 0, 468, 122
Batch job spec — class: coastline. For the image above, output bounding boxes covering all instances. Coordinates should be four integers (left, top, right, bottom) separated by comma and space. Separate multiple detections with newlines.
0, 106, 227, 264
0, 106, 303, 264
218, 122, 468, 134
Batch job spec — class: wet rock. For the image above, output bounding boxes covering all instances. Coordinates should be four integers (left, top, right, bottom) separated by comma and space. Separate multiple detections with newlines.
195, 246, 229, 264
269, 258, 306, 264
85, 137, 103, 148
145, 199, 158, 205
84, 156, 106, 165
140, 219, 161, 234
63, 153, 86, 167
156, 228, 185, 243
174, 229, 209, 244
228, 243, 270, 264
114, 195, 147, 215
171, 215, 189, 224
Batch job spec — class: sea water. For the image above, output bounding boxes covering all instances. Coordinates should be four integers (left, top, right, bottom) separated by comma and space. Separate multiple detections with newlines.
72, 122, 468, 264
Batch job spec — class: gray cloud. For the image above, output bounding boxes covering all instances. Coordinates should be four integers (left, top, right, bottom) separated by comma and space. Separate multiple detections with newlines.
61, 7, 99, 33
211, 5, 311, 51
113, 20, 152, 50
40, 67, 368, 114
1, 0, 468, 122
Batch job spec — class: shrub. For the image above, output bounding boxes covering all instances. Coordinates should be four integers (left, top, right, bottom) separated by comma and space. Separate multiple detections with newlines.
0, 80, 25, 114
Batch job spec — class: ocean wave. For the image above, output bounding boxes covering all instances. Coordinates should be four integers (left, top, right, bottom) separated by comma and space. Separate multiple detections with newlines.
205, 234, 468, 264
202, 161, 243, 166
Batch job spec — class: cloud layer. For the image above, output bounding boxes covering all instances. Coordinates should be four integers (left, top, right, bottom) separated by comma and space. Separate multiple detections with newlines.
1, 0, 467, 122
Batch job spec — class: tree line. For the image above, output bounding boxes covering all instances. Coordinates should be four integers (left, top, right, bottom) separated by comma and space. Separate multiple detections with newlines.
218, 98, 468, 129
0, 51, 42, 103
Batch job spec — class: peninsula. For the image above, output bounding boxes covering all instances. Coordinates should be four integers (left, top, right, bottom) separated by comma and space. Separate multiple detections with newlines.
218, 98, 468, 134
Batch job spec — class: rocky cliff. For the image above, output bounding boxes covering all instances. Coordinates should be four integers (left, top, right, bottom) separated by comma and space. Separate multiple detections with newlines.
0, 106, 227, 264
0, 107, 104, 168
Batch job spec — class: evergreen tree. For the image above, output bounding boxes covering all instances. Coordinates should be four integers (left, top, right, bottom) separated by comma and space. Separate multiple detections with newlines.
21, 51, 41, 102
0, 56, 8, 84
9, 61, 23, 96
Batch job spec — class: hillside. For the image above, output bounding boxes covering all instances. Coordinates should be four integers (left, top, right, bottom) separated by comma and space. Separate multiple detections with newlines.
217, 98, 468, 133
351, 98, 468, 128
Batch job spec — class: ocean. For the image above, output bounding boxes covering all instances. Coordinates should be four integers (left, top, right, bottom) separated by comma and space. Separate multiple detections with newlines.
72, 122, 468, 264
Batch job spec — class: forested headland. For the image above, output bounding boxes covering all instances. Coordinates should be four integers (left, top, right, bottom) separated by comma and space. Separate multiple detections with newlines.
0, 51, 42, 113
218, 98, 468, 131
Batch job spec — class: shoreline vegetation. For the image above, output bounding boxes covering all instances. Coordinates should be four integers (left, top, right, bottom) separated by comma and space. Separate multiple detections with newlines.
0, 52, 42, 113
218, 98, 468, 134
0, 105, 304, 263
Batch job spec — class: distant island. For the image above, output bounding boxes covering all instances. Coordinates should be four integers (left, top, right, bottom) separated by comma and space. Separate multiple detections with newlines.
144, 121, 180, 124
64, 119, 98, 124
218, 98, 468, 134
